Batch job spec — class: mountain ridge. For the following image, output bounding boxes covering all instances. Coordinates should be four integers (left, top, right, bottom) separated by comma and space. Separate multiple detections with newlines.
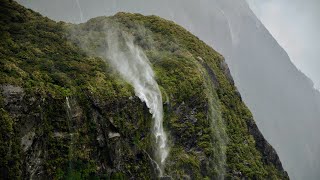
11, 0, 320, 178
0, 0, 288, 179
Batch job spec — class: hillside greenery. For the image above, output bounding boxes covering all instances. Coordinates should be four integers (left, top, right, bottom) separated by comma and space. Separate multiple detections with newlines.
0, 0, 288, 179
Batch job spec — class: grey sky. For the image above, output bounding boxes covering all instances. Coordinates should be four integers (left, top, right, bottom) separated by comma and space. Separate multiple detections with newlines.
247, 0, 320, 89
18, 0, 320, 89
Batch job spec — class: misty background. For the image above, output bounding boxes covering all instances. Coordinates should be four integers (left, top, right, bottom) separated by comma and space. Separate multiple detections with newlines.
17, 0, 320, 90
16, 0, 320, 179
246, 0, 320, 90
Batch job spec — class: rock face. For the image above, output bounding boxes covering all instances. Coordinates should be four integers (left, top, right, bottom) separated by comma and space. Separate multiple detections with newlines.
12, 0, 320, 177
246, 119, 285, 173
0, 0, 288, 179
112, 1, 319, 179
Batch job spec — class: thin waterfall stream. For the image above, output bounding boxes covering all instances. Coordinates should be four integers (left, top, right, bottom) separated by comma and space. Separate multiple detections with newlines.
105, 29, 169, 177
66, 97, 75, 172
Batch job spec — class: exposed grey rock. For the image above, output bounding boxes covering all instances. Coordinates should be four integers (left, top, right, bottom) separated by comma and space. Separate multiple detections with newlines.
1, 84, 24, 97
160, 176, 173, 180
1, 85, 25, 115
21, 131, 35, 152
219, 60, 234, 85
201, 61, 219, 88
53, 132, 67, 138
108, 132, 120, 139
97, 134, 105, 147
26, 147, 43, 180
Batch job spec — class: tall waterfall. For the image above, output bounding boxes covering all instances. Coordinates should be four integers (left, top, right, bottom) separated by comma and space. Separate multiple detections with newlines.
105, 29, 169, 176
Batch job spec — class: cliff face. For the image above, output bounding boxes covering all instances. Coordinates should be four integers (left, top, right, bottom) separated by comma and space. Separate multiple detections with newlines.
0, 0, 288, 179
11, 0, 320, 178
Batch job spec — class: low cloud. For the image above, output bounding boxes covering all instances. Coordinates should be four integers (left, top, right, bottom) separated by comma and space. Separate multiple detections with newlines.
247, 0, 320, 89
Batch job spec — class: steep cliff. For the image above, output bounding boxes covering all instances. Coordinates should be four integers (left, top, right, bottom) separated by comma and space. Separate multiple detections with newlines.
0, 0, 288, 179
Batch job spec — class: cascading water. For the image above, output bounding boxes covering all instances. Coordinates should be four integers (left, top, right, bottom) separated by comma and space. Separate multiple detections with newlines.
105, 29, 169, 176
196, 58, 227, 179
75, 0, 84, 22
65, 97, 75, 172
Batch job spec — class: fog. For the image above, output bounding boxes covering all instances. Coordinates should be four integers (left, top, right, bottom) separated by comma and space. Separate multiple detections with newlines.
16, 0, 320, 179
247, 0, 320, 90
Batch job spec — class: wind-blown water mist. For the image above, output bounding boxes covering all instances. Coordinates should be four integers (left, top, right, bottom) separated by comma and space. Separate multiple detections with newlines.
75, 0, 84, 22
196, 58, 227, 179
105, 29, 169, 176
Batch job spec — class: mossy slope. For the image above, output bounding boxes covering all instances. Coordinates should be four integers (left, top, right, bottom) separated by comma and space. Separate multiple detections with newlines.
0, 0, 288, 179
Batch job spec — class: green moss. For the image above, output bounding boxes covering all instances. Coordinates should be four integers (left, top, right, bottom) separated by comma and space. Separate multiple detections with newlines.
0, 1, 287, 179
0, 108, 22, 179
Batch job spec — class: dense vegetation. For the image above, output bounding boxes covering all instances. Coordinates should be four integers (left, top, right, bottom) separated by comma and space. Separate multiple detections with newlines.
0, 0, 288, 179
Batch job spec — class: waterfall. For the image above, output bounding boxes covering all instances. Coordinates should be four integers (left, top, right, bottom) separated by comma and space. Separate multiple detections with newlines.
65, 97, 74, 172
105, 29, 169, 176
196, 58, 228, 179
75, 0, 84, 22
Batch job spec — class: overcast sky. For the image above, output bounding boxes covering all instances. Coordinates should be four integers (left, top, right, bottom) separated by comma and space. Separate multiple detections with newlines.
246, 0, 320, 89
17, 0, 320, 89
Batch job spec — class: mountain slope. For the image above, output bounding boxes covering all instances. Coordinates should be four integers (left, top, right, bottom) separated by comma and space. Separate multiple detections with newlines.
67, 1, 319, 179
208, 1, 320, 179
0, 0, 288, 179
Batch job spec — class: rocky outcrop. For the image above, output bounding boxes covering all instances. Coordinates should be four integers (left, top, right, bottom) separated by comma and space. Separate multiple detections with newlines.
0, 1, 288, 179
246, 118, 288, 176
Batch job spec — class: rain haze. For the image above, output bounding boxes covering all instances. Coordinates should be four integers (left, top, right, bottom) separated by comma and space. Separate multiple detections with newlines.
16, 0, 320, 179
16, 0, 320, 90
247, 0, 320, 89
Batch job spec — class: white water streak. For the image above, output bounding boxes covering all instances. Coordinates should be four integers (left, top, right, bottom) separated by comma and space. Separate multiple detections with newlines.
217, 8, 235, 46
105, 29, 168, 176
75, 0, 84, 22
66, 97, 71, 110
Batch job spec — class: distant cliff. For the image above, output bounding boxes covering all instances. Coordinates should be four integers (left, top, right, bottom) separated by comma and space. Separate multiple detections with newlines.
0, 0, 288, 179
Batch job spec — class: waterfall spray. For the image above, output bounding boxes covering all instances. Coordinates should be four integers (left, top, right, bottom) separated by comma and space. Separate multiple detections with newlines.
75, 0, 84, 22
196, 58, 227, 179
105, 29, 169, 176
65, 97, 75, 172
